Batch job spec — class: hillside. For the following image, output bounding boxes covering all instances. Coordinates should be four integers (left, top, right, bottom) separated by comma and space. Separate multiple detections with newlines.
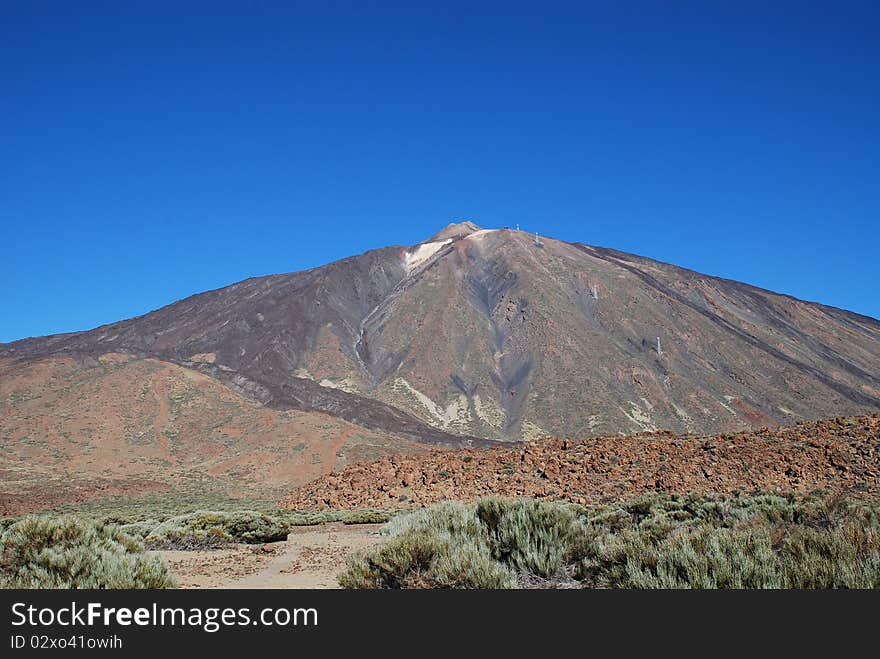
0, 353, 428, 514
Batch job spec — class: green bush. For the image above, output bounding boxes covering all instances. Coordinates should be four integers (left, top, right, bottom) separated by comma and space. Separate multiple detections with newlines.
340, 494, 880, 589
341, 509, 397, 525
338, 531, 448, 589
142, 511, 289, 549
107, 508, 397, 549
581, 525, 782, 588
338, 525, 516, 589
0, 515, 174, 589
279, 511, 336, 527
340, 502, 496, 589
430, 539, 518, 589
340, 498, 577, 588
476, 497, 584, 578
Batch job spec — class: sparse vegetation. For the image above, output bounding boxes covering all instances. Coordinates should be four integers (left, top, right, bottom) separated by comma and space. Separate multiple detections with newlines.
120, 508, 399, 549
47, 492, 283, 523
0, 502, 399, 588
339, 501, 518, 588
8, 490, 877, 589
339, 493, 880, 589
25, 495, 399, 550
338, 510, 397, 525
0, 515, 174, 589
136, 511, 290, 550
0, 518, 15, 535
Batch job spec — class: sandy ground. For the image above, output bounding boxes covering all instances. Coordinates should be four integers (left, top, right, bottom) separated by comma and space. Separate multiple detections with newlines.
158, 523, 384, 589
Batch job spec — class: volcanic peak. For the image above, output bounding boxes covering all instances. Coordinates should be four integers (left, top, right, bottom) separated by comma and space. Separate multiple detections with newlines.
428, 221, 482, 242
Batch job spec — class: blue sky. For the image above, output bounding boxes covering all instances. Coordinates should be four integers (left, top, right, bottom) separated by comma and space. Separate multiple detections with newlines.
2, 1, 878, 342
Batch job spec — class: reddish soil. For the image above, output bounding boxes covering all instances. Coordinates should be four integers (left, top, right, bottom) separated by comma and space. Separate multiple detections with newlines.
0, 354, 427, 516
281, 415, 880, 510
0, 478, 172, 516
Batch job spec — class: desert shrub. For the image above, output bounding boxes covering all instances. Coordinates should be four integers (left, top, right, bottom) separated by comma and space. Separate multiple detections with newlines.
579, 525, 782, 588
431, 539, 518, 589
777, 521, 880, 588
275, 509, 398, 527
340, 501, 508, 589
143, 511, 288, 549
279, 510, 337, 526
106, 508, 396, 548
476, 497, 585, 577
45, 492, 284, 525
117, 519, 161, 540
0, 515, 174, 589
576, 519, 880, 589
220, 511, 289, 542
340, 498, 581, 588
384, 501, 483, 539
34, 496, 396, 544
573, 495, 880, 589
341, 509, 397, 525
341, 494, 880, 589
338, 531, 448, 588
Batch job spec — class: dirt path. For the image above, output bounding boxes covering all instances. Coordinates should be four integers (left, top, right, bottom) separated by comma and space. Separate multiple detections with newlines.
160, 522, 384, 589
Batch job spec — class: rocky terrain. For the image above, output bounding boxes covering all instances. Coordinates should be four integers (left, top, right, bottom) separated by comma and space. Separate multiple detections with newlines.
281, 415, 880, 510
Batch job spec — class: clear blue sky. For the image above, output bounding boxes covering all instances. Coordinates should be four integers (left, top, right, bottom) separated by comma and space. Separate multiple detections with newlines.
2, 1, 878, 343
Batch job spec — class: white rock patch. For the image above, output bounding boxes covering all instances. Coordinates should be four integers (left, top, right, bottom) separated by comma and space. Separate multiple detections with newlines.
670, 401, 696, 432
620, 401, 658, 432
521, 420, 547, 440
318, 378, 360, 394
473, 394, 505, 428
719, 396, 739, 416
464, 229, 499, 241
404, 239, 452, 273
393, 377, 470, 429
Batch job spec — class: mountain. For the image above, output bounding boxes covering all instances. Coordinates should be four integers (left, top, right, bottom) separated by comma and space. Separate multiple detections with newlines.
3, 222, 880, 508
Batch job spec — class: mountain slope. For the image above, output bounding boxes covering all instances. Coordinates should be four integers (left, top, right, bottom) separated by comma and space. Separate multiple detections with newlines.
0, 353, 429, 514
3, 223, 879, 444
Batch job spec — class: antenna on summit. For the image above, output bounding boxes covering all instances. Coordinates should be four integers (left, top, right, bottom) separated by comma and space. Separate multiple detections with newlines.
534, 231, 543, 247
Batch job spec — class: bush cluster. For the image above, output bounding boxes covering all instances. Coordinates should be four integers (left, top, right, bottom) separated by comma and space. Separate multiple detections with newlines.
0, 515, 174, 589
339, 493, 880, 589
132, 511, 289, 550
339, 498, 583, 588
119, 509, 398, 550
0, 504, 397, 588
